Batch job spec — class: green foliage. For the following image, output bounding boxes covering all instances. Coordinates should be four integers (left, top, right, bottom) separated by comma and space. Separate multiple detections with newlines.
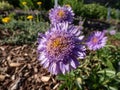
78, 3, 119, 19
19, 0, 34, 10
101, 46, 120, 71
59, 0, 84, 15
57, 46, 120, 90
113, 32, 120, 40
110, 8, 119, 19
58, 1, 119, 20
40, 0, 54, 10
5, 0, 19, 8
0, 1, 13, 11
58, 1, 108, 19
57, 72, 75, 90
80, 3, 107, 19
19, 0, 53, 10
0, 19, 49, 45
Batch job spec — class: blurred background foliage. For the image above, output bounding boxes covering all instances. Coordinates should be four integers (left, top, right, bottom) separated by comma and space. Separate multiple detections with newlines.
57, 45, 120, 90
2, 0, 120, 9
0, 1, 13, 11
0, 0, 120, 45
5, 0, 54, 10
0, 0, 120, 19
0, 19, 49, 45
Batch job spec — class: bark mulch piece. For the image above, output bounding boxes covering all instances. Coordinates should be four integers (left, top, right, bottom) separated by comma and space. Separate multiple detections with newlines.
0, 44, 60, 90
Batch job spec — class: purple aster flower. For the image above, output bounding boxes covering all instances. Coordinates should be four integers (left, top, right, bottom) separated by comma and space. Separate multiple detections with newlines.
103, 29, 108, 34
37, 22, 86, 75
49, 5, 74, 24
86, 31, 107, 51
109, 30, 116, 35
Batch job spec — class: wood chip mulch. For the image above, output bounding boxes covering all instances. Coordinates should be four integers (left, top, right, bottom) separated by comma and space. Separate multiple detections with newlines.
0, 44, 60, 90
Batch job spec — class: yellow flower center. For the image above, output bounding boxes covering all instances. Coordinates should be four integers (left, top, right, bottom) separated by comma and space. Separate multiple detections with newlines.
37, 2, 42, 5
27, 15, 33, 20
47, 36, 70, 55
92, 37, 98, 43
52, 38, 62, 48
47, 37, 65, 49
57, 10, 65, 18
2, 17, 10, 23
46, 34, 75, 58
65, 4, 71, 7
22, 2, 27, 5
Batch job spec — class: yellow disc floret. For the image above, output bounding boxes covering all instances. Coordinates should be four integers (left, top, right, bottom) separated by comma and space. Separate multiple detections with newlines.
37, 2, 42, 5
57, 10, 65, 18
27, 15, 33, 20
92, 37, 98, 43
47, 36, 70, 56
65, 4, 71, 7
2, 17, 10, 23
22, 1, 27, 5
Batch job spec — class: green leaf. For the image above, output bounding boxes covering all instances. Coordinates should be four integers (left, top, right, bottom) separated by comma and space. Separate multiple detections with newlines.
56, 74, 66, 81
106, 59, 115, 70
69, 70, 75, 77
59, 83, 66, 90
117, 72, 120, 79
97, 69, 116, 77
105, 45, 116, 49
109, 86, 118, 90
75, 80, 82, 90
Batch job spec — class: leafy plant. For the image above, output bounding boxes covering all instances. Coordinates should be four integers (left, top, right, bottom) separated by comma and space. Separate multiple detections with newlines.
0, 19, 49, 45
19, 0, 34, 10
59, 0, 84, 16
57, 45, 120, 90
0, 1, 13, 11
80, 3, 107, 19
19, 0, 53, 10
113, 32, 120, 40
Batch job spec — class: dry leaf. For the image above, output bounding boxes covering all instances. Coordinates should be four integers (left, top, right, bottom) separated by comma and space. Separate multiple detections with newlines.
0, 47, 5, 51
53, 83, 59, 90
9, 63, 23, 67
41, 76, 50, 82
7, 55, 12, 61
0, 75, 6, 81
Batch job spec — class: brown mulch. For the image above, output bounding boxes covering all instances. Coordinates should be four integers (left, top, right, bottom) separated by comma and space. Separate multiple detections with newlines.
108, 36, 120, 47
111, 39, 120, 47
0, 44, 60, 90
